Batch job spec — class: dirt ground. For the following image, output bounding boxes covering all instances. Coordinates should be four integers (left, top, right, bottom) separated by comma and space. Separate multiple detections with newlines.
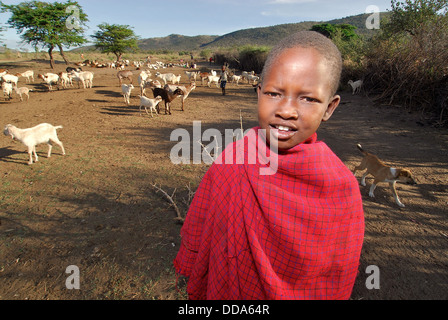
0, 58, 447, 300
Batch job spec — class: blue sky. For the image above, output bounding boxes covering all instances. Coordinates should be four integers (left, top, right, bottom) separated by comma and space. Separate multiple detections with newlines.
1, 0, 393, 50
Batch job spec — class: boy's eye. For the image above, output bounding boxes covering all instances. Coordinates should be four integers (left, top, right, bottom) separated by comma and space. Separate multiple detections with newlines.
264, 91, 281, 98
303, 96, 319, 103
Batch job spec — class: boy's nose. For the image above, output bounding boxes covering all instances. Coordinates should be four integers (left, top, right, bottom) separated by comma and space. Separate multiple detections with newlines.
275, 98, 299, 119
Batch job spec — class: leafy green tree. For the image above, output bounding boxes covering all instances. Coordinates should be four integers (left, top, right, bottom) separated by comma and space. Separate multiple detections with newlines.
0, 1, 88, 68
385, 0, 448, 37
91, 23, 139, 62
311, 23, 358, 40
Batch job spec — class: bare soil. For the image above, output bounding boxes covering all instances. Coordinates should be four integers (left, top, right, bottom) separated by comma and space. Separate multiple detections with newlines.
0, 59, 447, 300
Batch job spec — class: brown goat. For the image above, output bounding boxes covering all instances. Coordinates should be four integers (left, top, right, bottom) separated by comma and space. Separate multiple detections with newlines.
152, 87, 184, 115
117, 70, 133, 85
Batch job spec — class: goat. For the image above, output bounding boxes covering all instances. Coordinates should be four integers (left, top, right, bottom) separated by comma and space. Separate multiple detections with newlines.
138, 71, 151, 95
348, 80, 363, 95
38, 73, 59, 91
138, 95, 163, 117
14, 87, 31, 101
230, 75, 241, 86
207, 75, 220, 88
3, 123, 66, 165
66, 66, 82, 73
155, 72, 177, 85
172, 74, 181, 85
58, 72, 73, 89
152, 87, 184, 115
141, 79, 162, 96
246, 74, 260, 85
185, 71, 199, 82
117, 70, 133, 85
2, 82, 13, 100
241, 71, 255, 83
1, 73, 19, 87
121, 84, 134, 105
199, 72, 210, 86
70, 71, 94, 89
164, 82, 196, 111
0, 69, 8, 77
16, 70, 34, 83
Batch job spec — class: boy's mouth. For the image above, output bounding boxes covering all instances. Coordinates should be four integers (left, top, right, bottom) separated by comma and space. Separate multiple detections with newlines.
269, 124, 297, 140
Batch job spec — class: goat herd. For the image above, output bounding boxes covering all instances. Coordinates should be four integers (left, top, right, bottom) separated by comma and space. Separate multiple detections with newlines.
1, 59, 264, 165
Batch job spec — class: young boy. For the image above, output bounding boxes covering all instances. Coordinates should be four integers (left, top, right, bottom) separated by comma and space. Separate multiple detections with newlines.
174, 31, 365, 300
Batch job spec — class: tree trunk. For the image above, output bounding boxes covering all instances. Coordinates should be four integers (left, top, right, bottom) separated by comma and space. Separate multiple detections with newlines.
115, 52, 122, 62
58, 45, 69, 65
48, 46, 55, 69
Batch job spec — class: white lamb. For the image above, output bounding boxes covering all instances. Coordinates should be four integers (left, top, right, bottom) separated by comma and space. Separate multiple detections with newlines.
138, 95, 163, 117
16, 70, 34, 83
230, 75, 241, 86
138, 71, 151, 95
38, 73, 59, 91
185, 71, 199, 82
121, 84, 134, 105
2, 82, 13, 100
70, 71, 94, 89
59, 72, 73, 88
207, 75, 220, 88
14, 87, 31, 101
348, 80, 363, 95
155, 72, 176, 85
1, 73, 19, 87
3, 123, 66, 165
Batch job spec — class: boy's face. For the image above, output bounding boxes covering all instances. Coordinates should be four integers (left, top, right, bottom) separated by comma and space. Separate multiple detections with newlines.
258, 47, 340, 151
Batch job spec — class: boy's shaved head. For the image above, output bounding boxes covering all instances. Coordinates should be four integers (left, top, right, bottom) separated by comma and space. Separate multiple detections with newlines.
261, 31, 342, 96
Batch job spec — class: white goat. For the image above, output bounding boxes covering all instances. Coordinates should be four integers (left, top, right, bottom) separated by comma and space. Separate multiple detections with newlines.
185, 71, 199, 82
138, 95, 163, 117
241, 71, 255, 83
246, 74, 260, 85
1, 73, 19, 87
230, 75, 241, 86
155, 72, 176, 85
207, 75, 220, 88
58, 72, 73, 88
3, 123, 66, 165
2, 82, 13, 100
172, 74, 181, 85
38, 73, 59, 91
121, 84, 134, 105
210, 70, 217, 77
164, 82, 196, 111
16, 70, 34, 83
14, 87, 31, 101
70, 71, 94, 89
138, 71, 151, 95
348, 80, 363, 95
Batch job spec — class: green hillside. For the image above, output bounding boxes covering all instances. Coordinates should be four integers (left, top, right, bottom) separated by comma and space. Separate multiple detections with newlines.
74, 12, 389, 52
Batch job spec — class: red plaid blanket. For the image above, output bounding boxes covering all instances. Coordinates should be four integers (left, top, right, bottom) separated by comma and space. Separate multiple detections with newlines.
174, 128, 364, 300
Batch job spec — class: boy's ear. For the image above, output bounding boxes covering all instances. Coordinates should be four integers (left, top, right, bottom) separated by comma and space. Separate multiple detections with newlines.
256, 84, 262, 97
322, 95, 340, 122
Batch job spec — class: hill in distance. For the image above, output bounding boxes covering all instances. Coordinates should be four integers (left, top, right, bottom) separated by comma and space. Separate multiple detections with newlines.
75, 12, 388, 52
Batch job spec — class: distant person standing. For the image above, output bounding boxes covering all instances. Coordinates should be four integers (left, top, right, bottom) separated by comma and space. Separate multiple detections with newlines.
219, 66, 228, 96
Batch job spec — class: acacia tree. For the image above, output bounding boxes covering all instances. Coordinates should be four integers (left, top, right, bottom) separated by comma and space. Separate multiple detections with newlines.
92, 23, 139, 62
0, 0, 88, 68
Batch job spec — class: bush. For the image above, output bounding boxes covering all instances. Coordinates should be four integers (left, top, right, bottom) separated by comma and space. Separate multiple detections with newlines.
213, 45, 271, 74
364, 13, 448, 125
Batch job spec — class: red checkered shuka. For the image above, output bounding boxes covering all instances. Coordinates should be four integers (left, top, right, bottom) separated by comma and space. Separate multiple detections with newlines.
173, 127, 365, 300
